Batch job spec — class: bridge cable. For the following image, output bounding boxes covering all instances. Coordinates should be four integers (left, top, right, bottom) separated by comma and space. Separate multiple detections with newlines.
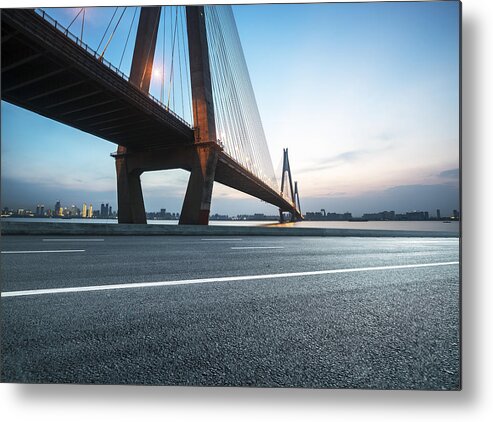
96, 7, 119, 53
207, 9, 239, 153
160, 6, 166, 105
118, 7, 138, 69
177, 8, 185, 118
180, 7, 193, 124
204, 6, 278, 190
210, 8, 254, 169
80, 8, 85, 43
67, 8, 83, 31
99, 7, 127, 61
211, 9, 238, 151
167, 7, 179, 110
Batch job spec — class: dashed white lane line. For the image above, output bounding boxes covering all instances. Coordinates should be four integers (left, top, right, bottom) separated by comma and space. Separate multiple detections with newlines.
1, 250, 85, 254
1, 261, 459, 298
201, 238, 243, 241
231, 246, 284, 250
42, 239, 104, 242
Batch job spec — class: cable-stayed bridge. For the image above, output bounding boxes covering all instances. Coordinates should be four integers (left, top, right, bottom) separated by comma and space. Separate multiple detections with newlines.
1, 6, 302, 224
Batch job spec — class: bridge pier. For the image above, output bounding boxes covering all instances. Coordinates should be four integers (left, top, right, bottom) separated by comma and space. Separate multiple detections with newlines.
115, 146, 147, 224
179, 143, 219, 225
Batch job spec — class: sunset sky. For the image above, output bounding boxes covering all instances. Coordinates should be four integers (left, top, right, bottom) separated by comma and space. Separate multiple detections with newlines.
1, 1, 460, 216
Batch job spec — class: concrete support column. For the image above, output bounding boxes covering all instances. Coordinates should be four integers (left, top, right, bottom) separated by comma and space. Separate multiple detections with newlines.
115, 146, 147, 224
179, 144, 219, 225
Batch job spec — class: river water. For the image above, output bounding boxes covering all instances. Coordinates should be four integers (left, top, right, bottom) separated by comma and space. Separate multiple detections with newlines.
2, 217, 460, 233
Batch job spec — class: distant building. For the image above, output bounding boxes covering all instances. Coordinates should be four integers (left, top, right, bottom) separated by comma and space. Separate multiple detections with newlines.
209, 213, 230, 221
437, 209, 441, 220
453, 210, 460, 220
55, 200, 61, 216
100, 203, 110, 217
362, 211, 395, 221
88, 204, 93, 218
304, 211, 352, 221
69, 205, 79, 216
82, 203, 87, 218
405, 211, 429, 221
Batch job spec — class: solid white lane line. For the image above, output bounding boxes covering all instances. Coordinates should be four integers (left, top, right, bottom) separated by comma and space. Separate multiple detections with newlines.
1, 250, 85, 254
231, 246, 284, 250
42, 239, 104, 242
1, 261, 459, 298
201, 238, 243, 241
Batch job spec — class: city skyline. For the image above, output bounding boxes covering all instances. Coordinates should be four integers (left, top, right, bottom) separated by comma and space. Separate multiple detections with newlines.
1, 195, 460, 220
0, 2, 460, 217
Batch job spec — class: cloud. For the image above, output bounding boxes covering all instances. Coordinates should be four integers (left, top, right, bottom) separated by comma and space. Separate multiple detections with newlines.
297, 141, 394, 175
439, 168, 460, 179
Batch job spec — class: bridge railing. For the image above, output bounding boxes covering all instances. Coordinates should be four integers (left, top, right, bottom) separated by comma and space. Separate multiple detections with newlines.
34, 8, 192, 129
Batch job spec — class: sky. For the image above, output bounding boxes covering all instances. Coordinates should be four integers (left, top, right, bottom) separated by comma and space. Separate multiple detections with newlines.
0, 1, 460, 217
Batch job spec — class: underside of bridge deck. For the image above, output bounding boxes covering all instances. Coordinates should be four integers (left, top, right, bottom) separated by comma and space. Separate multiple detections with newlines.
1, 9, 194, 150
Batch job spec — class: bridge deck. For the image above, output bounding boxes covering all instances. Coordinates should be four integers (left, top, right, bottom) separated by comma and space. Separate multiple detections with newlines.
1, 8, 301, 217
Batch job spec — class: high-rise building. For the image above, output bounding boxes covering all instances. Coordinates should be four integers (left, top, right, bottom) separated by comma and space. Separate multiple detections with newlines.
437, 209, 441, 220
109, 206, 112, 217
100, 203, 110, 217
36, 205, 41, 216
88, 204, 93, 218
55, 200, 61, 216
70, 205, 79, 216
82, 203, 87, 218
453, 210, 460, 220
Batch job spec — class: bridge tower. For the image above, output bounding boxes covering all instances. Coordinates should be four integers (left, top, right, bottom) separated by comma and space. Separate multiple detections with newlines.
279, 148, 302, 222
115, 7, 161, 224
294, 181, 302, 217
114, 6, 219, 225
179, 6, 220, 225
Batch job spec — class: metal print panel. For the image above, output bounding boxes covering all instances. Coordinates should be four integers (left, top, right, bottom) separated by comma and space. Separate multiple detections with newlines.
1, 1, 461, 390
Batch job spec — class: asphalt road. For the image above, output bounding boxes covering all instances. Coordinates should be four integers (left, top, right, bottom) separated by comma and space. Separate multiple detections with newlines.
1, 235, 460, 389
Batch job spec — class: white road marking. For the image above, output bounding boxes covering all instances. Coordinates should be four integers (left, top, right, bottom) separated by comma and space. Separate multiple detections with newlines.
1, 250, 85, 254
42, 239, 104, 242
1, 261, 459, 298
201, 238, 243, 241
231, 246, 284, 250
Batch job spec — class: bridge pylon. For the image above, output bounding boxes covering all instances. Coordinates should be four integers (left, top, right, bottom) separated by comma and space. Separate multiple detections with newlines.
179, 5, 218, 225
279, 148, 303, 222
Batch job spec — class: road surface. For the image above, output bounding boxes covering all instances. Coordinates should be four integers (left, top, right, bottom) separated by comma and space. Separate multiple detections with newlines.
1, 235, 460, 389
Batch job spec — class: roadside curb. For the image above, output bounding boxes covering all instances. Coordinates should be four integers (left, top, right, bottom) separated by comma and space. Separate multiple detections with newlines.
0, 221, 459, 238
